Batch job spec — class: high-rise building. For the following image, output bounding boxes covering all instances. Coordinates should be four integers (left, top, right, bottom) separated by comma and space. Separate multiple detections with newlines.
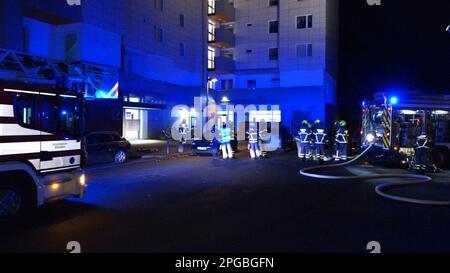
208, 0, 339, 131
0, 0, 339, 141
0, 0, 205, 139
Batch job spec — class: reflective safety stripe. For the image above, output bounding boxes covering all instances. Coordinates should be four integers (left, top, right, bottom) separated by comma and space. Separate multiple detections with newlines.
335, 133, 347, 144
382, 107, 392, 149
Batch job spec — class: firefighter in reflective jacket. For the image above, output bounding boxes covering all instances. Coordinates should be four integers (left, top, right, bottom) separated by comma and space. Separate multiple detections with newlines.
313, 120, 327, 161
246, 124, 262, 159
295, 120, 312, 159
220, 122, 233, 159
335, 120, 349, 161
413, 134, 431, 171
179, 118, 188, 144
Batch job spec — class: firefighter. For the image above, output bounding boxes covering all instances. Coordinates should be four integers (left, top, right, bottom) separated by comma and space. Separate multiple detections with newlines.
220, 122, 233, 159
335, 120, 349, 161
295, 120, 312, 160
246, 123, 262, 159
413, 134, 431, 171
179, 118, 188, 144
313, 120, 327, 161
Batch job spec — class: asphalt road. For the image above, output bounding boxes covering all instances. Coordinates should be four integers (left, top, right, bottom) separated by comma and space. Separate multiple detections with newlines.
1, 151, 450, 253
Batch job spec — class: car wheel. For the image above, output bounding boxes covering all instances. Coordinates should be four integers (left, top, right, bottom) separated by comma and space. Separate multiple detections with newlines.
0, 186, 23, 219
114, 149, 127, 164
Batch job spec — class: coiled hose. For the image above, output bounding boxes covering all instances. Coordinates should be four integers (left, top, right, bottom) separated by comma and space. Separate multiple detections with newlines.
300, 145, 450, 206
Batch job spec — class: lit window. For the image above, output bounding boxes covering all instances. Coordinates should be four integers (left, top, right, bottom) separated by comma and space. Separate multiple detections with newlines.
208, 47, 215, 70
208, 20, 216, 42
208, 0, 215, 14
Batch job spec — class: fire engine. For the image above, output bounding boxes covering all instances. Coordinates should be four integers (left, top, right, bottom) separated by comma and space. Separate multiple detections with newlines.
0, 82, 86, 219
361, 91, 450, 168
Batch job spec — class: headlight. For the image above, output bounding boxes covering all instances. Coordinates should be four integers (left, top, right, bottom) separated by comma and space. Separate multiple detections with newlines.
366, 133, 375, 143
79, 174, 86, 186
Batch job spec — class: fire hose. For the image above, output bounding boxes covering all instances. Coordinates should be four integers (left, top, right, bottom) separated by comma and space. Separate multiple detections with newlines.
300, 145, 450, 206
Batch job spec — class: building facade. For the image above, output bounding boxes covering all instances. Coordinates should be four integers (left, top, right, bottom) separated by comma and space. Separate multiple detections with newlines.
0, 0, 339, 142
208, 0, 339, 132
0, 0, 206, 140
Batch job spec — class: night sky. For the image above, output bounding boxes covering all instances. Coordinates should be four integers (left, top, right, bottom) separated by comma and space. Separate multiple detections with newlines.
338, 0, 450, 126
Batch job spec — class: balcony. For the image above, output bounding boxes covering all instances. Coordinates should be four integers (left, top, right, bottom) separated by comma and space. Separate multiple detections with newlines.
213, 56, 235, 74
209, 0, 235, 23
209, 28, 235, 48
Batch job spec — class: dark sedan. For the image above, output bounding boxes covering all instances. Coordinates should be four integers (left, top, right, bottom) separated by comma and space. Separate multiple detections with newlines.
191, 138, 221, 157
83, 131, 131, 165
191, 138, 238, 157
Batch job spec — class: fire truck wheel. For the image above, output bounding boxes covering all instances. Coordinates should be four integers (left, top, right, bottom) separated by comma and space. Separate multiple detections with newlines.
0, 183, 31, 220
114, 149, 127, 164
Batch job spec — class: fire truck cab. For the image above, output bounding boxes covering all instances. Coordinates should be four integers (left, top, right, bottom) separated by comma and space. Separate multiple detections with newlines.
0, 82, 86, 219
361, 91, 450, 169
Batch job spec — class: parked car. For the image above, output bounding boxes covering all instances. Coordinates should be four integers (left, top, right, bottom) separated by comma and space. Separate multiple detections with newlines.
192, 138, 221, 157
191, 138, 238, 157
83, 131, 131, 165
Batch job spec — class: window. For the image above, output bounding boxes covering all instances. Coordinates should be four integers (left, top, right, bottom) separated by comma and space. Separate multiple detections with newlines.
208, 47, 215, 70
14, 94, 36, 128
208, 20, 216, 42
179, 43, 185, 57
65, 33, 78, 61
23, 27, 30, 52
154, 26, 164, 43
179, 14, 185, 27
269, 0, 279, 6
296, 15, 313, 29
221, 79, 234, 90
154, 0, 164, 11
247, 80, 256, 90
269, 21, 279, 33
269, 48, 278, 60
41, 97, 80, 135
208, 0, 215, 14
297, 43, 313, 57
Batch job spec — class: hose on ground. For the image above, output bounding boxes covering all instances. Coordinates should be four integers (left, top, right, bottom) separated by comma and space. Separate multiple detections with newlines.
300, 145, 450, 206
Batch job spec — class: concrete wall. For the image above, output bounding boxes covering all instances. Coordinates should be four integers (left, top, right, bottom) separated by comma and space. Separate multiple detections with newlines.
215, 86, 327, 132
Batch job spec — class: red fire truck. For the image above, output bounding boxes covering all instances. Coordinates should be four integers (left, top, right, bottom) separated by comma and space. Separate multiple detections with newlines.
361, 91, 450, 169
0, 82, 86, 219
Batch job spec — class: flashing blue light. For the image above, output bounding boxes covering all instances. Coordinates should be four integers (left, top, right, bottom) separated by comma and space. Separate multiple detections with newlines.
61, 110, 67, 115
389, 96, 399, 105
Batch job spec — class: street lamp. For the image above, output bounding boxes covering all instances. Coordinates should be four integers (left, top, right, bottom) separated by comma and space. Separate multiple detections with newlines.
205, 77, 218, 134
221, 96, 230, 125
207, 78, 218, 105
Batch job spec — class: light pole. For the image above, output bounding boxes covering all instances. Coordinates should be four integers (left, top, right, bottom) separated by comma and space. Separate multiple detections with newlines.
221, 96, 230, 126
204, 78, 218, 139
